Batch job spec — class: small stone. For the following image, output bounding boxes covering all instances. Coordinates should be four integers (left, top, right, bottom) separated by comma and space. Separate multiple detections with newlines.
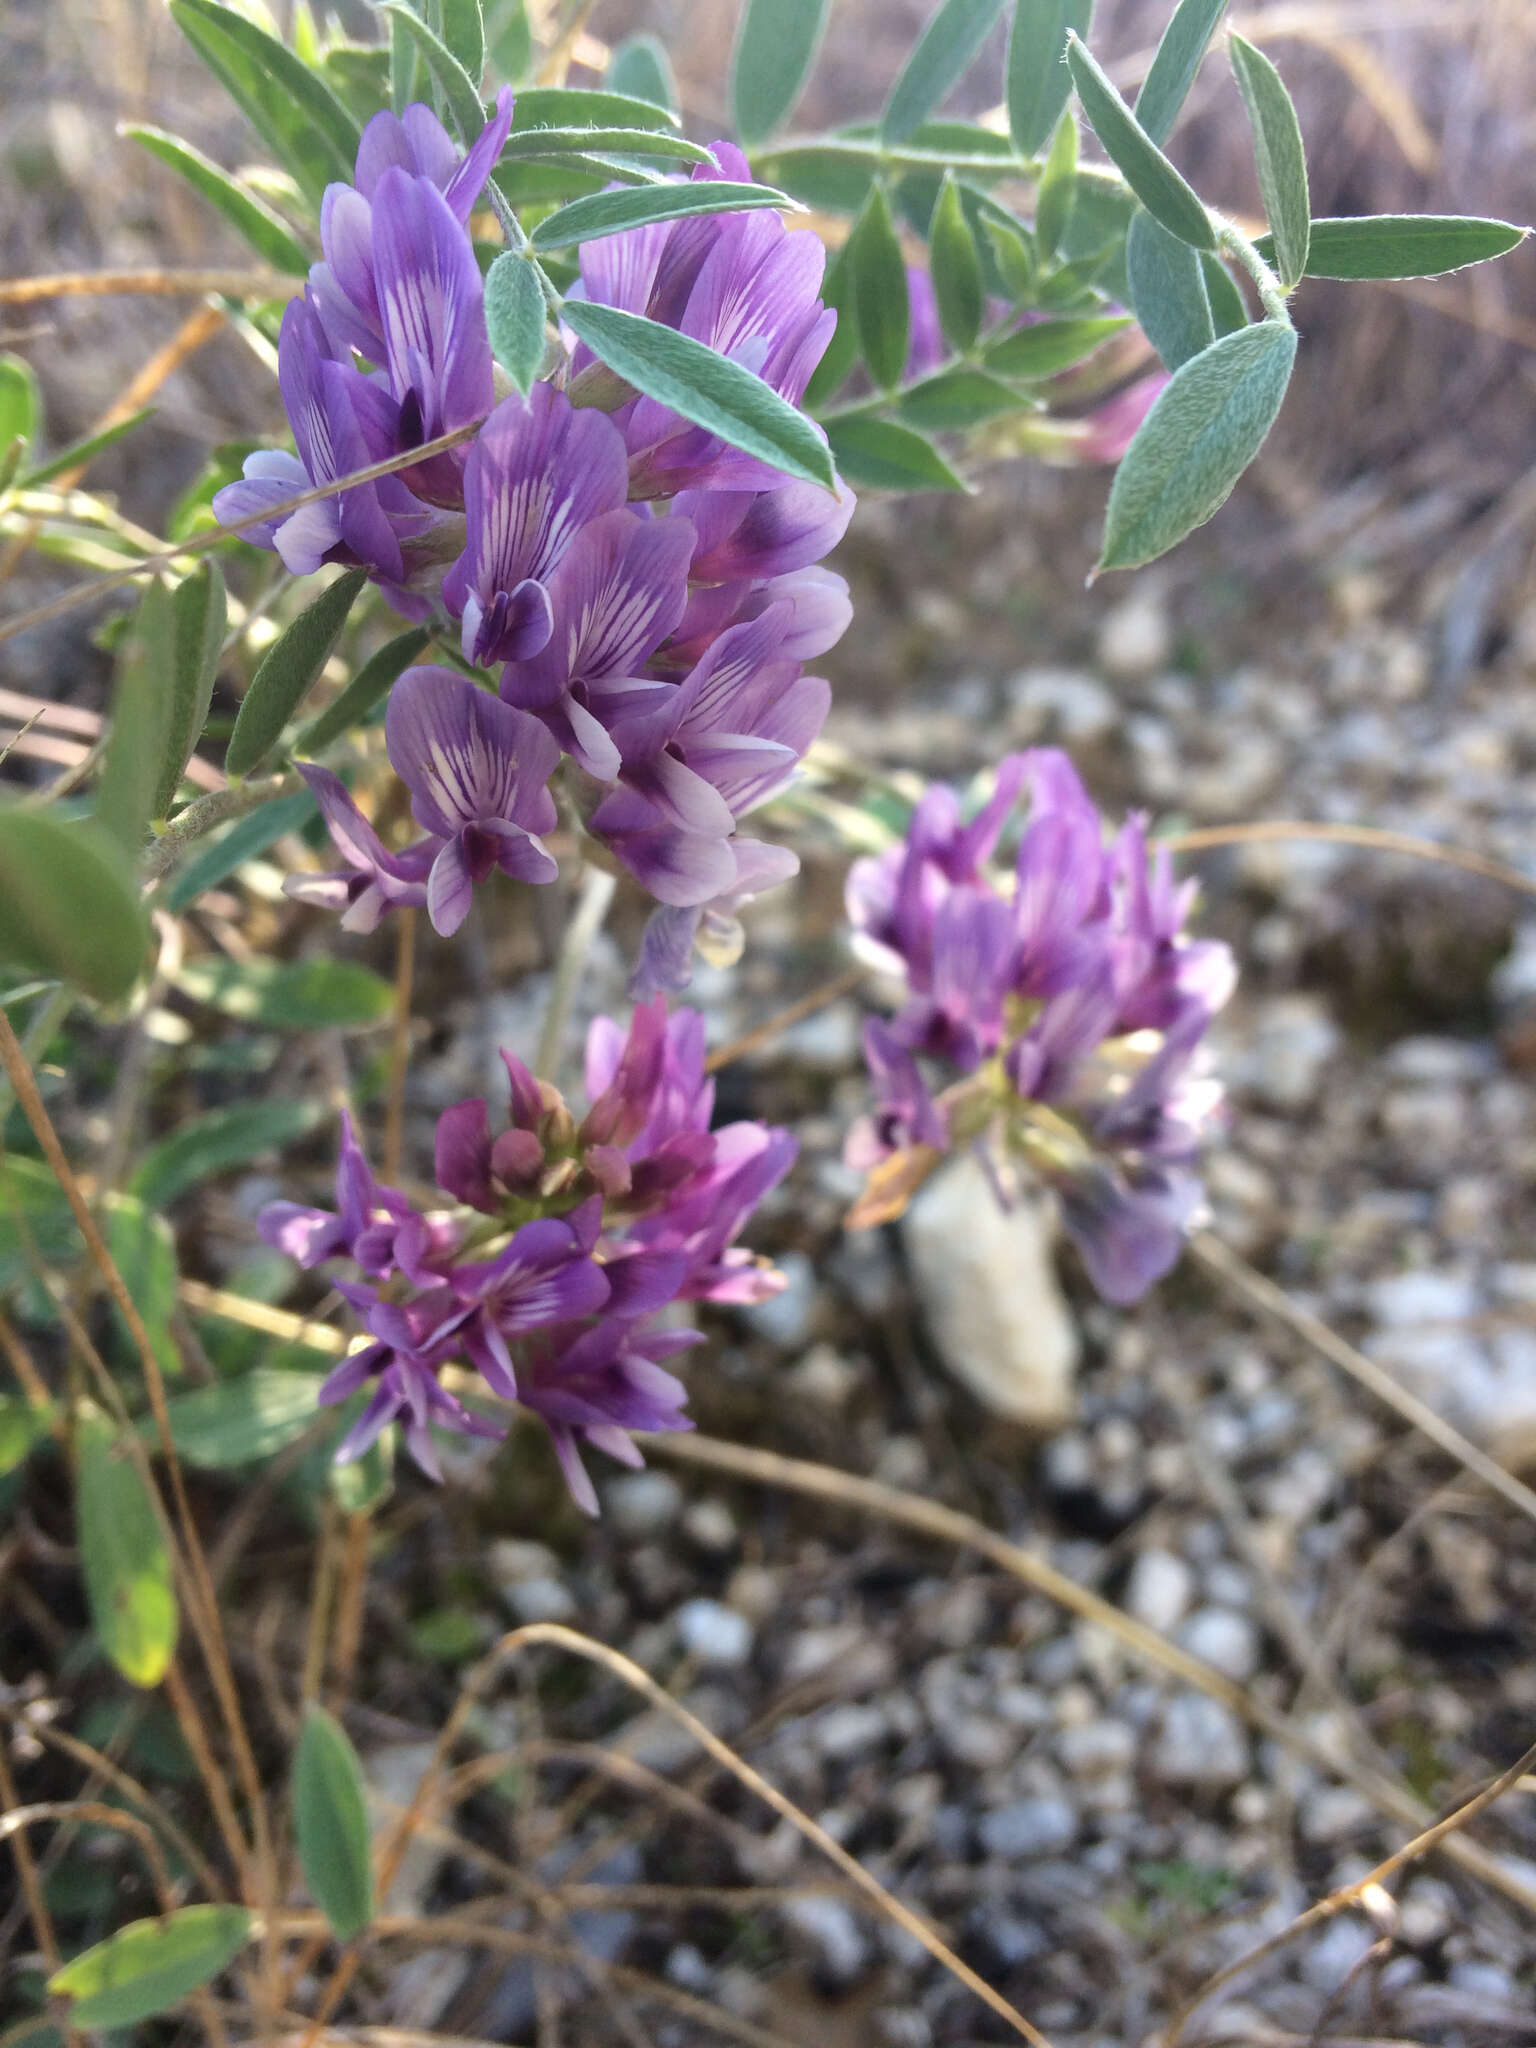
486, 1537, 561, 1587
1123, 1548, 1195, 1634
675, 1598, 754, 1668
977, 1798, 1079, 1860
737, 1249, 818, 1348
665, 1943, 714, 1992
504, 1577, 577, 1625
1398, 1878, 1454, 1947
938, 1714, 1020, 1771
1366, 1268, 1477, 1327
1299, 1785, 1377, 1846
780, 1896, 870, 1988
681, 1498, 739, 1554
902, 1154, 1077, 1424
1300, 1916, 1376, 1992
875, 2007, 932, 2047
786, 1342, 862, 1408
726, 1564, 781, 1624
603, 1470, 682, 1538
1245, 995, 1341, 1111
1096, 588, 1171, 681
1177, 1607, 1261, 1683
1055, 1718, 1136, 1779
1007, 666, 1117, 742
1448, 1959, 1517, 2000
812, 1703, 889, 1761
1150, 1694, 1249, 1789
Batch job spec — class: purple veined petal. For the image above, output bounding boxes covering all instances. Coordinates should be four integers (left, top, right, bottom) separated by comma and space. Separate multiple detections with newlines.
427, 837, 475, 935
387, 666, 559, 840
434, 1096, 493, 1209
588, 788, 739, 907
355, 102, 458, 198
751, 569, 853, 664
1009, 967, 1120, 1104
443, 86, 515, 221
583, 1014, 627, 1103
903, 263, 945, 382
333, 1374, 402, 1463
547, 1423, 600, 1515
585, 1421, 650, 1466
296, 764, 394, 881
258, 1201, 347, 1267
630, 906, 701, 997
599, 1246, 690, 1318
668, 732, 794, 822
951, 753, 1030, 877
677, 476, 856, 582
504, 507, 696, 702
667, 602, 794, 740
478, 818, 559, 886
273, 501, 344, 580
464, 1311, 520, 1399
1057, 1161, 1200, 1306
371, 167, 492, 441
315, 184, 382, 350
575, 213, 672, 320
212, 450, 309, 549
621, 746, 738, 837
683, 212, 828, 371
929, 887, 1016, 1057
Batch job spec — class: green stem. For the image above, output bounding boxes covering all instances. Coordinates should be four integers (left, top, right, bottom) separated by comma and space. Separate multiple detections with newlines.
535, 865, 617, 1085
141, 775, 297, 883
1212, 213, 1292, 326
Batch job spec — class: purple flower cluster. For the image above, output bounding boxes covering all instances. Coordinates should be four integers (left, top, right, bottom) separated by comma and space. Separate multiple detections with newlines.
845, 751, 1235, 1304
260, 998, 794, 1509
214, 102, 852, 992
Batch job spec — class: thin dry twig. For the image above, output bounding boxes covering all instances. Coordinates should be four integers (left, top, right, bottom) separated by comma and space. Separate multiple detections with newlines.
1163, 819, 1536, 901
383, 907, 418, 1186
646, 1432, 1536, 1917
704, 965, 866, 1074
0, 268, 300, 305
1167, 1731, 1536, 2045
315, 1623, 1052, 2048
1191, 1233, 1536, 1530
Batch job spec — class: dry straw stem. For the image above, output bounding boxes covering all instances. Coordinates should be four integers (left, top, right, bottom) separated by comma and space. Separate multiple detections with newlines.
0, 419, 484, 650
321, 1622, 1053, 2048
1167, 1728, 1536, 2045
1190, 1232, 1536, 1530
704, 964, 866, 1074
0, 268, 300, 305
648, 1432, 1536, 1916
382, 907, 418, 1184
1163, 818, 1536, 902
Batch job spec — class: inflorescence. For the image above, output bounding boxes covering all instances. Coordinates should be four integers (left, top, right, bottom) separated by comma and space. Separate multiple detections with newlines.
846, 750, 1235, 1304
214, 94, 854, 997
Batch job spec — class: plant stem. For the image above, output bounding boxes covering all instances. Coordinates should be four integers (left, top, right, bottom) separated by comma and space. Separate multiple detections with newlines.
535, 865, 616, 1084
141, 775, 296, 883
1212, 212, 1292, 326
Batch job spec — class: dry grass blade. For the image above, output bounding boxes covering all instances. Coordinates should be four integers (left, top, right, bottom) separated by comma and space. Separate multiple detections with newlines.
1164, 820, 1536, 901
0, 418, 484, 649
16, 1717, 225, 1900
0, 268, 300, 304
1167, 1730, 1536, 2044
382, 908, 417, 1185
341, 1623, 1053, 2048
647, 1432, 1536, 1917
704, 965, 866, 1074
1191, 1233, 1536, 1529
1, 1800, 179, 1909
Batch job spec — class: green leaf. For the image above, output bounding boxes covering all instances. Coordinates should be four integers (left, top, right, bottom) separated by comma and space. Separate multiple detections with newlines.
1133, 0, 1228, 146
0, 355, 40, 466
848, 184, 910, 392
77, 1415, 177, 1689
802, 240, 859, 409
132, 1097, 326, 1209
293, 1708, 375, 1941
330, 1423, 393, 1512
153, 563, 228, 823
98, 578, 175, 855
882, 0, 1007, 146
559, 300, 836, 490
532, 180, 796, 251
380, 2, 486, 140
169, 0, 360, 206
1201, 250, 1248, 335
605, 34, 677, 114
1229, 33, 1308, 290
0, 1397, 52, 1475
161, 787, 318, 912
731, 0, 831, 147
1254, 213, 1529, 280
439, 0, 485, 88
226, 567, 368, 779
295, 627, 432, 756
1035, 110, 1078, 260
0, 811, 148, 1004
983, 211, 1036, 298
1127, 208, 1214, 370
483, 253, 548, 393
499, 127, 714, 166
1065, 33, 1213, 250
1098, 317, 1296, 570
124, 126, 312, 274
164, 1368, 325, 1467
1006, 0, 1092, 159
105, 1195, 181, 1379
825, 416, 969, 492
323, 42, 393, 125
928, 174, 983, 352
897, 366, 1029, 428
0, 1155, 78, 1293
176, 954, 394, 1030
19, 407, 157, 490
50, 1905, 254, 2028
511, 87, 680, 133
983, 312, 1129, 377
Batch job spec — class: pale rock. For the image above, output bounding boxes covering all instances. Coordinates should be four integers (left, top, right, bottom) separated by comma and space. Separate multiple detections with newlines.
1124, 1548, 1195, 1634
675, 1598, 754, 1668
1055, 1717, 1137, 1778
977, 1798, 1079, 1859
486, 1537, 561, 1586
503, 1577, 576, 1625
812, 1702, 889, 1761
1301, 1916, 1377, 1992
1365, 1268, 1477, 1327
1007, 666, 1117, 742
786, 1341, 862, 1408
902, 1153, 1077, 1426
1244, 995, 1341, 1110
1177, 1606, 1260, 1683
1299, 1784, 1376, 1845
1150, 1694, 1249, 1788
603, 1469, 682, 1537
364, 1742, 447, 1914
780, 1896, 870, 1987
682, 1497, 739, 1554
1096, 587, 1171, 680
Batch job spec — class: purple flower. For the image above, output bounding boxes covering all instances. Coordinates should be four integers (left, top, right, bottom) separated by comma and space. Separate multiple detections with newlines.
258, 1109, 419, 1276
846, 751, 1235, 1303
283, 764, 437, 932
442, 385, 631, 667
674, 478, 856, 584
628, 838, 800, 999
213, 299, 437, 584
498, 507, 696, 780
384, 665, 560, 933
446, 1201, 611, 1397
319, 1282, 503, 1480
434, 1049, 554, 1213
517, 1318, 698, 1515
903, 264, 945, 383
